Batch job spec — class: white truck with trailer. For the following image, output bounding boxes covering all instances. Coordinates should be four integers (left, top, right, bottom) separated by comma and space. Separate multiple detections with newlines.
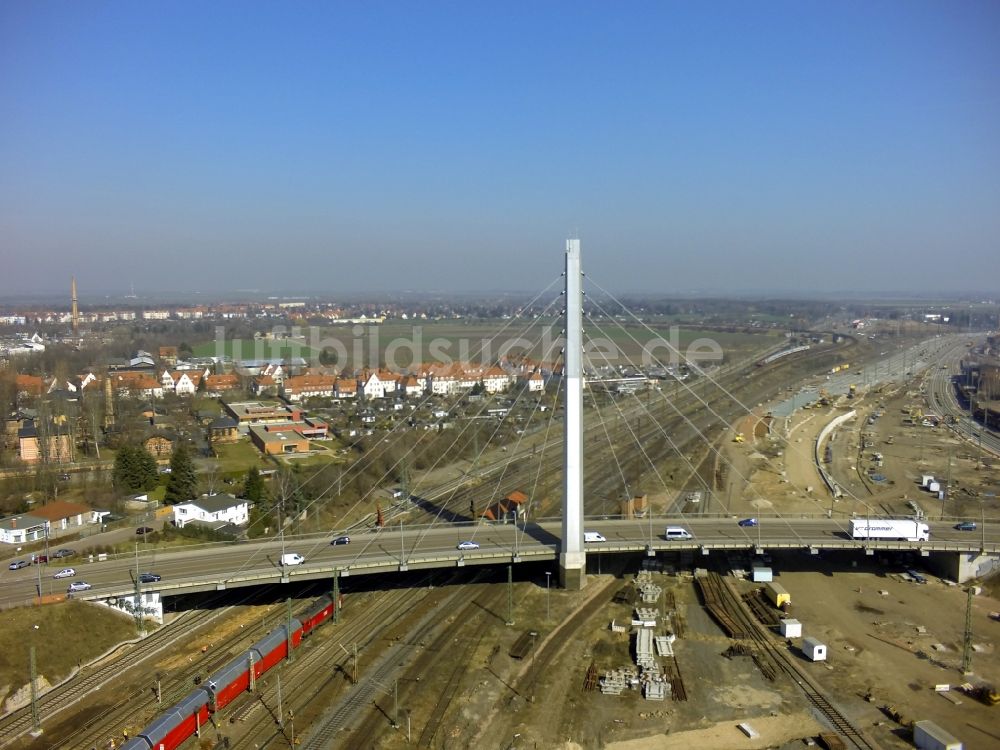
850, 519, 929, 542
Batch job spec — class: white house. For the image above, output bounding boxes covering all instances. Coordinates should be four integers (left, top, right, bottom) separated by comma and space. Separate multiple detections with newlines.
402, 376, 424, 397
0, 513, 48, 544
526, 371, 544, 392
172, 494, 250, 528
361, 372, 386, 399
161, 369, 206, 395
482, 366, 512, 394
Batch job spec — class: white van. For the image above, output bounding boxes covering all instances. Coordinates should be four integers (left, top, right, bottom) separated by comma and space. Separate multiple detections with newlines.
663, 527, 693, 541
584, 531, 606, 543
280, 553, 305, 566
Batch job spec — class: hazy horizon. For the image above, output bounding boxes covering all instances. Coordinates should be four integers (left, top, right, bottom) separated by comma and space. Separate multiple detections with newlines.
2, 2, 998, 296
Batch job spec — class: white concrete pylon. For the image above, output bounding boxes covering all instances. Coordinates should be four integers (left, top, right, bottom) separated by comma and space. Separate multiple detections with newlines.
560, 238, 586, 589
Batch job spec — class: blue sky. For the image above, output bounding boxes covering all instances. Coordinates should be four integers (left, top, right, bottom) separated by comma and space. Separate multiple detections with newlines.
1, 1, 998, 297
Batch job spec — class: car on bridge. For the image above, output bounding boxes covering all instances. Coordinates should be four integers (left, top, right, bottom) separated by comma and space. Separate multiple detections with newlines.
738, 518, 758, 527
457, 541, 480, 551
138, 573, 161, 583
331, 536, 351, 545
53, 568, 76, 579
68, 581, 92, 593
954, 521, 977, 531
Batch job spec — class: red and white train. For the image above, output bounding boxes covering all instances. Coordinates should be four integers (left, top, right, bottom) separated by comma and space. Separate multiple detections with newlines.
120, 593, 340, 750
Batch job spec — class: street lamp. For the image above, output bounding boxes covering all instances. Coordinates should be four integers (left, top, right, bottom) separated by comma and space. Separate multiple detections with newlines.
545, 572, 551, 622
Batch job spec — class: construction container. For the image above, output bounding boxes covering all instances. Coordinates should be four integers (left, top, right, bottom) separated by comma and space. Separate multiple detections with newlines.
752, 566, 772, 582
921, 474, 935, 488
913, 720, 962, 750
780, 619, 802, 638
802, 637, 827, 661
764, 582, 790, 608
928, 482, 941, 493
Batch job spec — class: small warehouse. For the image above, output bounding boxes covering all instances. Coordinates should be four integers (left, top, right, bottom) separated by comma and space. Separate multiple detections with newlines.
764, 582, 790, 608
913, 720, 962, 750
752, 566, 772, 583
802, 637, 827, 662
780, 619, 802, 638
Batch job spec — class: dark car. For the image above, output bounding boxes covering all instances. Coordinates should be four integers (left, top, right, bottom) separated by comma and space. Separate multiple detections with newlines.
138, 573, 161, 583
737, 518, 758, 527
331, 536, 351, 546
954, 521, 977, 531
136, 527, 155, 535
32, 554, 48, 564
53, 548, 76, 558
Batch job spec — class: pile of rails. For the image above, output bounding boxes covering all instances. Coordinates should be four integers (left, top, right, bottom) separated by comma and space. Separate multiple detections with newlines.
695, 571, 750, 639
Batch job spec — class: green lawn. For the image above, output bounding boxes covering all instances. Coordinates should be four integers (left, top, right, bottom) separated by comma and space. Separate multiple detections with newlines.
191, 319, 777, 369
192, 339, 315, 360
212, 441, 264, 472
0, 601, 138, 691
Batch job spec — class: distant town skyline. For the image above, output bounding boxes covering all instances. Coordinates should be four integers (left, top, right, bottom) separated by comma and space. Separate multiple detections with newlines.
2, 2, 998, 296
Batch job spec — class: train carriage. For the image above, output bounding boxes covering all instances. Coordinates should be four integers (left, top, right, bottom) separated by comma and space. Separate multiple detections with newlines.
298, 593, 337, 635
203, 654, 255, 712
250, 623, 298, 674
135, 689, 210, 750
121, 592, 342, 748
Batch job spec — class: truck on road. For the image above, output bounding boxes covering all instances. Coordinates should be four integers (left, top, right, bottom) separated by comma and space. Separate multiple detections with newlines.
850, 519, 929, 542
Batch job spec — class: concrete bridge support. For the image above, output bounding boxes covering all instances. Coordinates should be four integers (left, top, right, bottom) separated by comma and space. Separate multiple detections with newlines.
929, 551, 1000, 583
560, 239, 586, 590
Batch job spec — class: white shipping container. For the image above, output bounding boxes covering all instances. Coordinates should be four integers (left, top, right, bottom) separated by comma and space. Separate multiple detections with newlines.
913, 719, 962, 750
780, 619, 802, 638
752, 566, 772, 582
928, 482, 941, 493
802, 637, 826, 661
921, 474, 935, 487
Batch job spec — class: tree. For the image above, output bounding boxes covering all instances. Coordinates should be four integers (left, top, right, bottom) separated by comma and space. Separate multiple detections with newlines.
243, 467, 270, 538
113, 443, 158, 493
243, 467, 267, 505
164, 443, 198, 504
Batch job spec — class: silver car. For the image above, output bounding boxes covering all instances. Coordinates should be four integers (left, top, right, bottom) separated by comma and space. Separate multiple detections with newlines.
53, 568, 76, 579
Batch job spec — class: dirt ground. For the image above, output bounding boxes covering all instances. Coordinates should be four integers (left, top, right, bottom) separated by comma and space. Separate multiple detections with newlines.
766, 554, 1000, 749
721, 363, 998, 523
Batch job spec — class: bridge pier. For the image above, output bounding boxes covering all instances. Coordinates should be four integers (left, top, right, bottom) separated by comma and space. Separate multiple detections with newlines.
560, 238, 586, 590
931, 551, 1000, 583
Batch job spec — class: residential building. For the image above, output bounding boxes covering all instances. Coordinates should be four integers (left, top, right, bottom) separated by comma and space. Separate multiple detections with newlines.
113, 372, 164, 399
0, 513, 48, 544
143, 431, 175, 459
172, 493, 249, 528
30, 501, 98, 532
282, 373, 335, 402
207, 416, 240, 444
17, 419, 74, 464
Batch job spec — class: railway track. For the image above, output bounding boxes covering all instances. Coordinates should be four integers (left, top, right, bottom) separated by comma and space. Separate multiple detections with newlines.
296, 581, 474, 749
0, 605, 235, 746
403, 336, 859, 524
711, 571, 881, 750
48, 593, 319, 750
221, 574, 465, 749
